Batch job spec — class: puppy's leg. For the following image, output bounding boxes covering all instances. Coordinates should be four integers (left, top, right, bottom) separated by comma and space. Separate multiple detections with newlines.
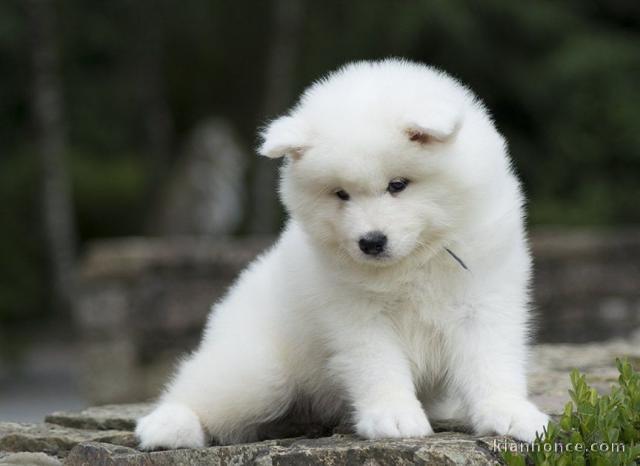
449, 312, 549, 442
136, 331, 293, 449
328, 314, 432, 439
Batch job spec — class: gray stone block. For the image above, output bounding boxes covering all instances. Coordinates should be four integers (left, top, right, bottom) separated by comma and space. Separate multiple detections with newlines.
0, 423, 135, 458
45, 404, 151, 432
65, 434, 507, 466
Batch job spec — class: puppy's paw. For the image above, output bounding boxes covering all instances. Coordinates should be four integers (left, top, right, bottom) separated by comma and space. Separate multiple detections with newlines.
356, 399, 433, 439
136, 402, 206, 450
508, 404, 550, 443
472, 398, 549, 443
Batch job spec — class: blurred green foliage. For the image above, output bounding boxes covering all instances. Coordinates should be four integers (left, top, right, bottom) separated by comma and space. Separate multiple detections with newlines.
0, 0, 638, 323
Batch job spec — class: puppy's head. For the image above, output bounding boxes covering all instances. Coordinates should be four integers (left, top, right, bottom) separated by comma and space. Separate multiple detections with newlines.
259, 60, 508, 267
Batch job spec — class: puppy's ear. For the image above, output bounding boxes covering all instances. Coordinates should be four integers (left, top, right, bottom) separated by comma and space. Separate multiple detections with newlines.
258, 116, 309, 160
404, 108, 462, 145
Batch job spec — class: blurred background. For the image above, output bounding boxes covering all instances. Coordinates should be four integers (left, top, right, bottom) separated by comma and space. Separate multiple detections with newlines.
0, 0, 638, 422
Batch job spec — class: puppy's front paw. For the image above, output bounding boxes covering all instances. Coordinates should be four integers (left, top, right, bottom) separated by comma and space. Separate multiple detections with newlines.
472, 398, 549, 443
136, 402, 206, 450
356, 399, 433, 439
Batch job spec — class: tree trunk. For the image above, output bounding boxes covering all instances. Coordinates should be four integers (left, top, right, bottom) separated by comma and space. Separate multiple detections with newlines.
250, 0, 304, 233
136, 2, 173, 188
132, 2, 175, 233
26, 0, 76, 315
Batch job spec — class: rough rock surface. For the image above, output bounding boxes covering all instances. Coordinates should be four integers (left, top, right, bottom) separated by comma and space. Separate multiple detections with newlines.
45, 404, 149, 432
0, 422, 135, 459
528, 339, 640, 415
64, 434, 507, 465
0, 452, 62, 465
1, 339, 638, 464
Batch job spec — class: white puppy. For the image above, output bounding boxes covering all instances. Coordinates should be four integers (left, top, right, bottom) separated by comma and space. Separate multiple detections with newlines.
136, 59, 549, 449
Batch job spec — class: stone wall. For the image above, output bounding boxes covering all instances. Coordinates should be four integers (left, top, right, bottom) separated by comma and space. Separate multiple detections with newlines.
531, 229, 640, 342
74, 236, 272, 404
74, 229, 640, 404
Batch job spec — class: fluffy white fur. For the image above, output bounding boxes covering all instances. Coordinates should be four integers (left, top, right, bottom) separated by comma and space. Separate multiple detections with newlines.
136, 59, 549, 449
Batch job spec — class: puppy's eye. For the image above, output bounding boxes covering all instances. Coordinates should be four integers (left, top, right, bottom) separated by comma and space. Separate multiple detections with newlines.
387, 178, 409, 194
335, 189, 350, 201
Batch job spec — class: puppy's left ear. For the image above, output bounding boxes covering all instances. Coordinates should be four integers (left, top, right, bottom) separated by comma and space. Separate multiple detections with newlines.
404, 107, 462, 145
258, 116, 309, 160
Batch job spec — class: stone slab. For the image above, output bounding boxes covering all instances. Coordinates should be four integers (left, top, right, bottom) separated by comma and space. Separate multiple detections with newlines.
45, 404, 150, 432
65, 434, 507, 466
0, 423, 135, 458
0, 452, 62, 465
528, 339, 640, 414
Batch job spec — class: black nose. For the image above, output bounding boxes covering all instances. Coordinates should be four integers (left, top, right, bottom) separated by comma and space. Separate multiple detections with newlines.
358, 231, 388, 256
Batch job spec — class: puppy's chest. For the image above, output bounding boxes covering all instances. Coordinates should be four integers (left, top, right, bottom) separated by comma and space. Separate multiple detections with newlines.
380, 272, 466, 322
378, 275, 471, 367
384, 306, 450, 379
